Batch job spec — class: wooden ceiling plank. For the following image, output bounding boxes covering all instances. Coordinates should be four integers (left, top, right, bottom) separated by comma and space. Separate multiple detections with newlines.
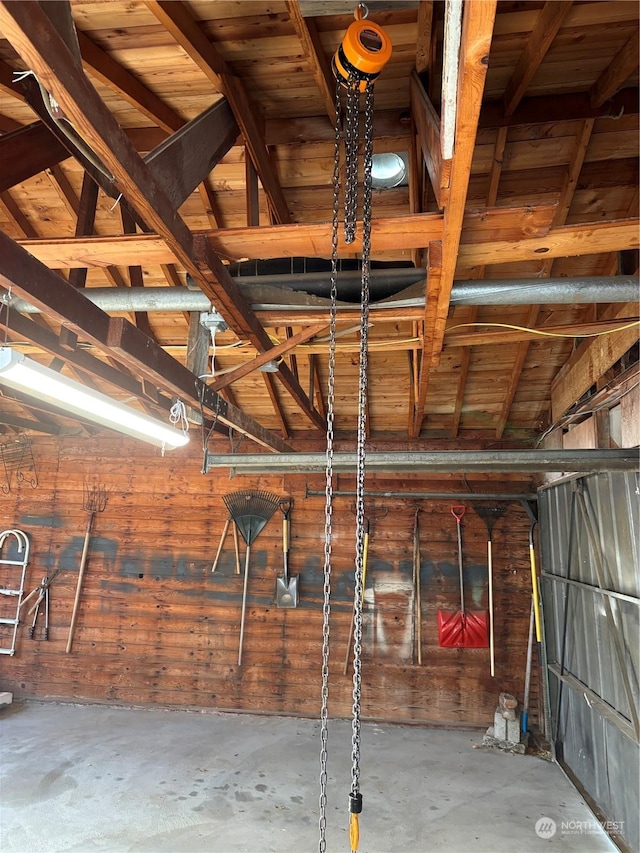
590, 30, 640, 110
503, 1, 573, 117
285, 1, 335, 124
211, 323, 328, 391
76, 30, 185, 134
494, 118, 595, 439
0, 190, 39, 238
0, 122, 71, 192
145, 0, 291, 225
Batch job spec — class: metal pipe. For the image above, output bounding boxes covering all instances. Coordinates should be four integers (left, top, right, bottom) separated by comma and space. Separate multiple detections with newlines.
6, 275, 638, 314
203, 449, 639, 474
304, 487, 538, 501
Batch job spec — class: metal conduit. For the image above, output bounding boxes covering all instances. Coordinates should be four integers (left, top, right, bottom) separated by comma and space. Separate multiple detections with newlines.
6, 275, 638, 314
203, 449, 639, 474
304, 487, 538, 501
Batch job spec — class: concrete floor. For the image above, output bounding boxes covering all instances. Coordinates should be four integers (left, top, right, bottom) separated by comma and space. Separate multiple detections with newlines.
0, 701, 617, 853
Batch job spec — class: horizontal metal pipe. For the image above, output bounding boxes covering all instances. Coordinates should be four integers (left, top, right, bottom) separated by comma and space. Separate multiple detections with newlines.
7, 275, 638, 314
204, 449, 639, 474
304, 488, 538, 501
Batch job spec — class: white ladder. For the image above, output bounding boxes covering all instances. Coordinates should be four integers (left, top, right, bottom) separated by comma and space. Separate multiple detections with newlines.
0, 529, 30, 656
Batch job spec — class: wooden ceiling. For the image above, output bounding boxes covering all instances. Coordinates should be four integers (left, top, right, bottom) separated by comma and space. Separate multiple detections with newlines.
0, 0, 638, 452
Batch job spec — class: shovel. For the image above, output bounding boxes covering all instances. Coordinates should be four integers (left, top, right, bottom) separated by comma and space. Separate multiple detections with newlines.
437, 505, 489, 649
276, 499, 298, 608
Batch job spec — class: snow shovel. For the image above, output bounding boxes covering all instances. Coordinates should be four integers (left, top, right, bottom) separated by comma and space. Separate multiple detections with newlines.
222, 490, 282, 665
473, 504, 507, 675
276, 499, 298, 608
437, 505, 489, 649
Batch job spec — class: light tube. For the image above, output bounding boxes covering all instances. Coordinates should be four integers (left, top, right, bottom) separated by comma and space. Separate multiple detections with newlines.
0, 347, 189, 449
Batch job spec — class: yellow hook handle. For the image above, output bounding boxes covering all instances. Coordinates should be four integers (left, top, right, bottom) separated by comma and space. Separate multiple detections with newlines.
349, 812, 360, 852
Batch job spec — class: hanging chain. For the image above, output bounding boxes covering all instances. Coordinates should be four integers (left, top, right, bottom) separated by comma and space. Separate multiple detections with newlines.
344, 74, 360, 244
318, 72, 343, 853
350, 81, 375, 840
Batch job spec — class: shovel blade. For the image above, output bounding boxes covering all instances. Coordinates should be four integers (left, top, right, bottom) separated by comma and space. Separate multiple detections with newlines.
437, 610, 489, 648
276, 575, 299, 609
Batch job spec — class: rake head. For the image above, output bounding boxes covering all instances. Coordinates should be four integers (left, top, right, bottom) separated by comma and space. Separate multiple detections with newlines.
222, 489, 283, 546
473, 504, 507, 536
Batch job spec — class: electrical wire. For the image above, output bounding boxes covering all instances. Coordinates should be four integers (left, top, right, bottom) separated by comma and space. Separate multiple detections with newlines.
445, 320, 640, 339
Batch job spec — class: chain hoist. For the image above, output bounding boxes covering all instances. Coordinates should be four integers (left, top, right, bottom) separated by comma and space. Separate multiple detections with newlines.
319, 6, 391, 853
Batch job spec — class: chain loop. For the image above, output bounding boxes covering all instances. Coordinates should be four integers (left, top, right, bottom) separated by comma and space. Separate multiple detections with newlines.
318, 71, 343, 853
350, 80, 374, 827
344, 74, 360, 244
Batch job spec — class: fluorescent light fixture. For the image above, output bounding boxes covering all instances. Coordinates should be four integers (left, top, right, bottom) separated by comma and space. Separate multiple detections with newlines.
0, 347, 189, 449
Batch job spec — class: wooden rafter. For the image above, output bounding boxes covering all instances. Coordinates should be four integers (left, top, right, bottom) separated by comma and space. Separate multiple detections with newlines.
410, 0, 497, 438
145, 0, 291, 225
503, 1, 573, 117
493, 118, 596, 438
590, 30, 640, 109
285, 1, 335, 124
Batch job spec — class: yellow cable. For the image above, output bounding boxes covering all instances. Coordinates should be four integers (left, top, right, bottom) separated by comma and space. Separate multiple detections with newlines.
445, 320, 640, 339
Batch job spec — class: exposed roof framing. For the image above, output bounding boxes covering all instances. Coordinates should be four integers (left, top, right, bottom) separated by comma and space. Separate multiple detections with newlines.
0, 0, 637, 447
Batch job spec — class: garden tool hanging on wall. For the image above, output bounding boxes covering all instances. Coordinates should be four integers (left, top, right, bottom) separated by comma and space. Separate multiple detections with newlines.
437, 505, 489, 649
276, 499, 298, 608
222, 490, 282, 666
66, 482, 108, 654
473, 504, 507, 675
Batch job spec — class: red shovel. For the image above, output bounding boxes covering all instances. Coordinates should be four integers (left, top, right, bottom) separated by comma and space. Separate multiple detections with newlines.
438, 505, 489, 648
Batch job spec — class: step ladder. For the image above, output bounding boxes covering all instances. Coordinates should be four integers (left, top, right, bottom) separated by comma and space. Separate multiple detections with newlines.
0, 529, 30, 656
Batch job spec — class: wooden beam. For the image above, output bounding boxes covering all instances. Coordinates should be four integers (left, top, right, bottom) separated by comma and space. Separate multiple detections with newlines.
504, 1, 573, 117
415, 0, 434, 75
76, 30, 185, 133
245, 152, 260, 227
480, 87, 638, 130
285, 1, 335, 124
550, 303, 640, 421
0, 122, 71, 192
0, 58, 25, 101
410, 240, 442, 439
0, 190, 38, 237
143, 99, 239, 212
590, 30, 640, 109
458, 218, 640, 267
211, 324, 328, 390
262, 372, 290, 440
68, 174, 98, 290
411, 71, 451, 209
145, 0, 291, 225
18, 207, 636, 274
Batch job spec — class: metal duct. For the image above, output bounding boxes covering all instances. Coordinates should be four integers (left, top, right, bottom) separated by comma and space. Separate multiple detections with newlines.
7, 275, 638, 314
203, 449, 639, 474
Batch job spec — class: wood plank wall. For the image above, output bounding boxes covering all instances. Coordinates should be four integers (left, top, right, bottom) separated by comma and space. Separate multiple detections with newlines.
0, 435, 539, 728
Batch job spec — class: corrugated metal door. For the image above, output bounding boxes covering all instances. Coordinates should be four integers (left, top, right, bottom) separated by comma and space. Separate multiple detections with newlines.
539, 471, 639, 853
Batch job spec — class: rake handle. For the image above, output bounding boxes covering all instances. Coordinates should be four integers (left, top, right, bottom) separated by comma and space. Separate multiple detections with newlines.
66, 512, 94, 654
211, 517, 231, 573
237, 544, 251, 666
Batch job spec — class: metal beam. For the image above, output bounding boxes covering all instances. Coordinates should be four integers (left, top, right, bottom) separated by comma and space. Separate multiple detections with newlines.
305, 488, 538, 501
203, 449, 639, 474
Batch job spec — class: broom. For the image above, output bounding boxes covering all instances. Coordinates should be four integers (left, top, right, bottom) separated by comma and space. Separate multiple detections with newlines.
222, 490, 282, 666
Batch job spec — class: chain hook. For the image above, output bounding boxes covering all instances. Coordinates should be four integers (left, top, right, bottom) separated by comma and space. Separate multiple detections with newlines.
355, 3, 369, 19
